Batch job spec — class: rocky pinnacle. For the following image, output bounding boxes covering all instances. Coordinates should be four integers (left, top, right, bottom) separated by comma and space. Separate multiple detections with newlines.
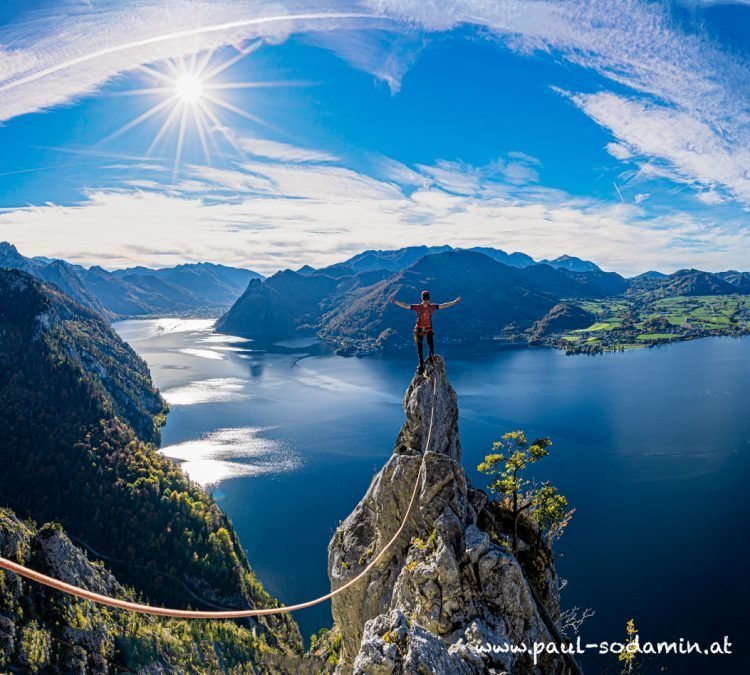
327, 355, 570, 674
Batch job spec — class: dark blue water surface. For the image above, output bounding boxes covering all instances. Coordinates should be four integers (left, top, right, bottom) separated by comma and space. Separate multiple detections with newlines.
116, 319, 750, 673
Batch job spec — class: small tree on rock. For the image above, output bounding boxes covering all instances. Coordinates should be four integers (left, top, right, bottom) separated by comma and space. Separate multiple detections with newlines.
531, 481, 574, 549
478, 431, 571, 555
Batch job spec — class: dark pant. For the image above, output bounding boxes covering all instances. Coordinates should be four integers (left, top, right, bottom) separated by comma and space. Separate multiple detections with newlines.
414, 327, 435, 365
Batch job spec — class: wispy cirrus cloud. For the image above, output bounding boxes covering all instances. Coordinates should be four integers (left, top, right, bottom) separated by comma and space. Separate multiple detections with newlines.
568, 91, 750, 205
2, 0, 750, 269
0, 1, 388, 122
1, 139, 748, 276
3, 0, 750, 211
368, 0, 750, 208
238, 136, 340, 163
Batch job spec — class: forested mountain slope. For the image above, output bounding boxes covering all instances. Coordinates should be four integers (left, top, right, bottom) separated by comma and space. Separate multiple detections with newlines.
0, 269, 301, 659
0, 242, 111, 319
218, 249, 622, 352
218, 247, 750, 355
0, 508, 314, 673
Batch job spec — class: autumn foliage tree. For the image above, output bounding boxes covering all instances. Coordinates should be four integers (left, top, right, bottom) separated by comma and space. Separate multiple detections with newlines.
478, 430, 573, 555
619, 619, 640, 674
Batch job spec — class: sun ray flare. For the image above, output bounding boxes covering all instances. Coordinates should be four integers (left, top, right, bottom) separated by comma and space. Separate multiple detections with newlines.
98, 97, 175, 145
102, 46, 290, 173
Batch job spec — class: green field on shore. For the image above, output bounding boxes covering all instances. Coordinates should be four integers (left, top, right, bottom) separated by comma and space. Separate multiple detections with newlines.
553, 295, 750, 353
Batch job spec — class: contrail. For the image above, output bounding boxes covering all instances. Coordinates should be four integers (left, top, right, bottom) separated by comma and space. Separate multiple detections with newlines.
0, 160, 105, 178
613, 181, 625, 202
0, 12, 381, 93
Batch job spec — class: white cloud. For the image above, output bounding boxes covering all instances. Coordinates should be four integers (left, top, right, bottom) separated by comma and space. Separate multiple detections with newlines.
1, 148, 748, 276
370, 0, 750, 207
189, 159, 404, 201
3, 0, 750, 211
302, 25, 425, 94
238, 137, 340, 163
696, 189, 729, 205
2, 0, 750, 265
571, 91, 750, 206
492, 158, 540, 186
606, 142, 633, 161
373, 155, 431, 189
409, 155, 541, 197
414, 160, 482, 196
0, 1, 385, 121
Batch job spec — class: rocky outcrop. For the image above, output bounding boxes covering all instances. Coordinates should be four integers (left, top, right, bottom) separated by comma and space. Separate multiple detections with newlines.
328, 356, 571, 674
0, 511, 126, 672
0, 508, 324, 673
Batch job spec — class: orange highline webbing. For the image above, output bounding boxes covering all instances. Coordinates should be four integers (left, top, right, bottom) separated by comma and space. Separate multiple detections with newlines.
0, 374, 439, 619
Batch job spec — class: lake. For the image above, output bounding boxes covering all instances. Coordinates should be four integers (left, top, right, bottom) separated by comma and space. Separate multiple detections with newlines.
115, 319, 750, 672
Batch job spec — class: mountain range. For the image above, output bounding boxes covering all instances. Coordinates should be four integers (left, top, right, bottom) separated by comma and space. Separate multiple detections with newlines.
3, 241, 749, 353
218, 247, 750, 353
0, 242, 262, 319
314, 245, 594, 275
628, 267, 750, 298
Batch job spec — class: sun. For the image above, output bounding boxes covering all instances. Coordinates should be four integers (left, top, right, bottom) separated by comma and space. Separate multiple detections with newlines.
103, 44, 292, 176
174, 72, 204, 104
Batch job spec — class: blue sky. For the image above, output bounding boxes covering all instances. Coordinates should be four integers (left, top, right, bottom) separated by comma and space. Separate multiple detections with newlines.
0, 0, 748, 275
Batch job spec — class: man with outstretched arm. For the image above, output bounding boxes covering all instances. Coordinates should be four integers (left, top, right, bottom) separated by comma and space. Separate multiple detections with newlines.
390, 290, 462, 373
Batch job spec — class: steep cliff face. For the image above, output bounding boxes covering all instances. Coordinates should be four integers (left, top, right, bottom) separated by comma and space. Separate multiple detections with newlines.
0, 507, 321, 673
328, 357, 569, 674
1, 508, 128, 672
